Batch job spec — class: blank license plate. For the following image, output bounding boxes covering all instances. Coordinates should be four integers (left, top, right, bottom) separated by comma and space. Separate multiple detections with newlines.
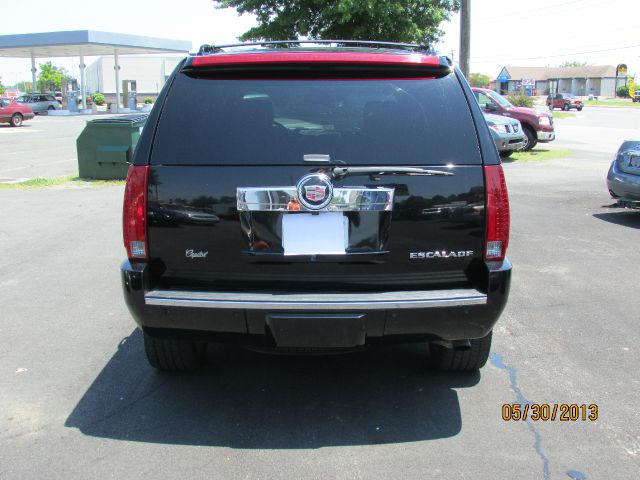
282, 212, 347, 256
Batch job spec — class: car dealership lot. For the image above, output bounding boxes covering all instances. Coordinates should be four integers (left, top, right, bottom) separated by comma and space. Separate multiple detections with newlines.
1, 107, 639, 479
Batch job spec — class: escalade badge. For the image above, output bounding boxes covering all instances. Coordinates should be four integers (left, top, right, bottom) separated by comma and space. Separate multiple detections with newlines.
296, 174, 333, 210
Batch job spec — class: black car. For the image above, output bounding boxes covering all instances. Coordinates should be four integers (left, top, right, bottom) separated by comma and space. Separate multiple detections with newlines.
121, 41, 511, 373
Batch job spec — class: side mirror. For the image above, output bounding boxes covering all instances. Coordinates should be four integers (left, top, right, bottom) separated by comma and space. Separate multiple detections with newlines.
485, 103, 498, 111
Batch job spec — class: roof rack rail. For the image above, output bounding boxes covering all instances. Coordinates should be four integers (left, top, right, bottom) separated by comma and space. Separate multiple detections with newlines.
197, 39, 434, 56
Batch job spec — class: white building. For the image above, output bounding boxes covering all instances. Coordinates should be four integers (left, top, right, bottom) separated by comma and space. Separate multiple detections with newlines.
85, 54, 186, 98
494, 65, 625, 97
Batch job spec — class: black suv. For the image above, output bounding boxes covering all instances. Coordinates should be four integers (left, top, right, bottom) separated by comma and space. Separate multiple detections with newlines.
121, 41, 511, 373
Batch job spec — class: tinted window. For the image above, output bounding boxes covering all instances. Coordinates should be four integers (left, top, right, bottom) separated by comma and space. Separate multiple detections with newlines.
485, 90, 513, 108
476, 92, 495, 108
152, 73, 482, 166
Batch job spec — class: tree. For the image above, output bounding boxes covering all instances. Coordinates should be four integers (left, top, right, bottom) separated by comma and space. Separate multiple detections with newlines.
559, 61, 588, 68
0, 77, 4, 95
37, 61, 71, 92
213, 0, 460, 45
468, 72, 490, 87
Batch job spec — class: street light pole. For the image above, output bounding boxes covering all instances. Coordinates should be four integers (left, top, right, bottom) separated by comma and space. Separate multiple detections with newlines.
460, 0, 470, 78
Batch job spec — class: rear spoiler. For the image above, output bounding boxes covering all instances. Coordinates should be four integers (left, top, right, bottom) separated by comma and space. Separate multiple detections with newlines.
182, 50, 453, 79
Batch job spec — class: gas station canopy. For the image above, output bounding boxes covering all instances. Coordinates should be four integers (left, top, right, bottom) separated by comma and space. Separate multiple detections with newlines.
0, 30, 191, 112
0, 30, 191, 57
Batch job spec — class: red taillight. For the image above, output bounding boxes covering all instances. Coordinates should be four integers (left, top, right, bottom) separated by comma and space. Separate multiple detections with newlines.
123, 165, 149, 260
484, 165, 510, 261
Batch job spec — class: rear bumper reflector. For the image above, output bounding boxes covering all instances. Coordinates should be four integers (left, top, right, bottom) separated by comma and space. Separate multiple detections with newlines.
144, 288, 487, 310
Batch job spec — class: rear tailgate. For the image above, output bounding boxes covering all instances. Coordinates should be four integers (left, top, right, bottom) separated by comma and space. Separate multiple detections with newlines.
146, 62, 486, 292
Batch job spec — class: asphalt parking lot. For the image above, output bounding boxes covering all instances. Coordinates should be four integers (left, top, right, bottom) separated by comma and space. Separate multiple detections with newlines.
1, 107, 639, 479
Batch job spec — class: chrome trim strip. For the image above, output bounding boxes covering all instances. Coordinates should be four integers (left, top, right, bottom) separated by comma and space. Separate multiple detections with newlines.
145, 288, 487, 310
237, 186, 395, 212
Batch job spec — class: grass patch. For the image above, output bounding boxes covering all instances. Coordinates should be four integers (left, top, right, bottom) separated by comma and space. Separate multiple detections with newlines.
583, 100, 640, 107
504, 148, 573, 163
0, 174, 125, 190
552, 112, 576, 119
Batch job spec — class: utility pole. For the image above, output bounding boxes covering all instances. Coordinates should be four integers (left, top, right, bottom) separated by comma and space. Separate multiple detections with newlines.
460, 0, 470, 78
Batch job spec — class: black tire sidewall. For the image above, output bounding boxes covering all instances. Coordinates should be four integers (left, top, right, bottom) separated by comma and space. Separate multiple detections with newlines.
523, 126, 537, 151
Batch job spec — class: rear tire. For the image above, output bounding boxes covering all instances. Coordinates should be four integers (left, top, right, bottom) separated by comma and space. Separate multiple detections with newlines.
577, 106, 583, 111
143, 330, 206, 372
522, 125, 537, 151
10, 113, 23, 127
499, 150, 513, 158
47, 105, 55, 113
429, 331, 492, 372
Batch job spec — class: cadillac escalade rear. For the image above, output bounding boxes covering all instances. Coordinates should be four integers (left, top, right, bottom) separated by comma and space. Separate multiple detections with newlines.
121, 42, 511, 372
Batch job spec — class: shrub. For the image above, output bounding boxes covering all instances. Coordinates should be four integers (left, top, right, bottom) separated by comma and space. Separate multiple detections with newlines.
144, 97, 154, 104
92, 93, 105, 105
616, 85, 630, 98
507, 94, 534, 108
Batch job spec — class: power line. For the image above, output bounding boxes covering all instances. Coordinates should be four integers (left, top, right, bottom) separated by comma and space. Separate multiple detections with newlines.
473, 42, 640, 62
474, 0, 602, 24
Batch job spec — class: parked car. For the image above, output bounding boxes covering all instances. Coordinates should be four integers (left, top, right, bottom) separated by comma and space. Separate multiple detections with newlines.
547, 93, 583, 111
121, 41, 511, 373
14, 93, 61, 114
632, 90, 640, 103
0, 98, 35, 126
484, 113, 526, 158
472, 87, 555, 151
607, 140, 640, 209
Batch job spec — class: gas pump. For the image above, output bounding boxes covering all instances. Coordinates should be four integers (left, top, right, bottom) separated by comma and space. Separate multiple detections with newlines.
122, 80, 137, 110
66, 79, 79, 113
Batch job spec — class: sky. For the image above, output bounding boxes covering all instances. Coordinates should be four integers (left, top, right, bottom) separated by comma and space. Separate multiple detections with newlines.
0, 0, 637, 87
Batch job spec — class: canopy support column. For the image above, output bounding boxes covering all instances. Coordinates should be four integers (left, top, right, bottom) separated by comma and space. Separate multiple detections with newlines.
79, 54, 87, 110
114, 49, 121, 113
31, 55, 37, 93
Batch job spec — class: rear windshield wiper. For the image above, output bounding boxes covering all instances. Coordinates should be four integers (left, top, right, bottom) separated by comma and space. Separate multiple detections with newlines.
331, 166, 454, 178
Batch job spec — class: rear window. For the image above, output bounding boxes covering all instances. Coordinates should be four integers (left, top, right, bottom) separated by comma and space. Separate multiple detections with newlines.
152, 73, 481, 166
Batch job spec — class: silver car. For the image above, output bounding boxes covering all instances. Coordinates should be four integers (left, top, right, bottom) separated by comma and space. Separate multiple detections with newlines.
15, 94, 61, 114
484, 113, 526, 158
607, 141, 640, 209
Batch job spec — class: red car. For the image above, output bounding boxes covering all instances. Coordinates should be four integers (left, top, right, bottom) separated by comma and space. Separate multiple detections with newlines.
0, 97, 35, 126
547, 93, 583, 111
472, 87, 555, 150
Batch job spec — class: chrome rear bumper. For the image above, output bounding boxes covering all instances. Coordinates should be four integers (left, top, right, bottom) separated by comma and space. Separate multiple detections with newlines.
145, 288, 487, 310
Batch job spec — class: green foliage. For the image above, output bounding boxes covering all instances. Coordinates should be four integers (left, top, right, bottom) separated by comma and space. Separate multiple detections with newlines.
616, 85, 630, 98
92, 93, 106, 105
144, 97, 154, 104
213, 0, 460, 44
37, 61, 71, 92
559, 60, 588, 67
0, 78, 4, 95
468, 72, 490, 87
507, 94, 534, 108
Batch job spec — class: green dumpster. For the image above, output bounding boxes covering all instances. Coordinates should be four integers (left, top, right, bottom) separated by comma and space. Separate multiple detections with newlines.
76, 114, 148, 180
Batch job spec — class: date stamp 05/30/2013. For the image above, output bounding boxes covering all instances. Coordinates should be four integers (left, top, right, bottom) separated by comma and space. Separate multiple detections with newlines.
502, 403, 599, 422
